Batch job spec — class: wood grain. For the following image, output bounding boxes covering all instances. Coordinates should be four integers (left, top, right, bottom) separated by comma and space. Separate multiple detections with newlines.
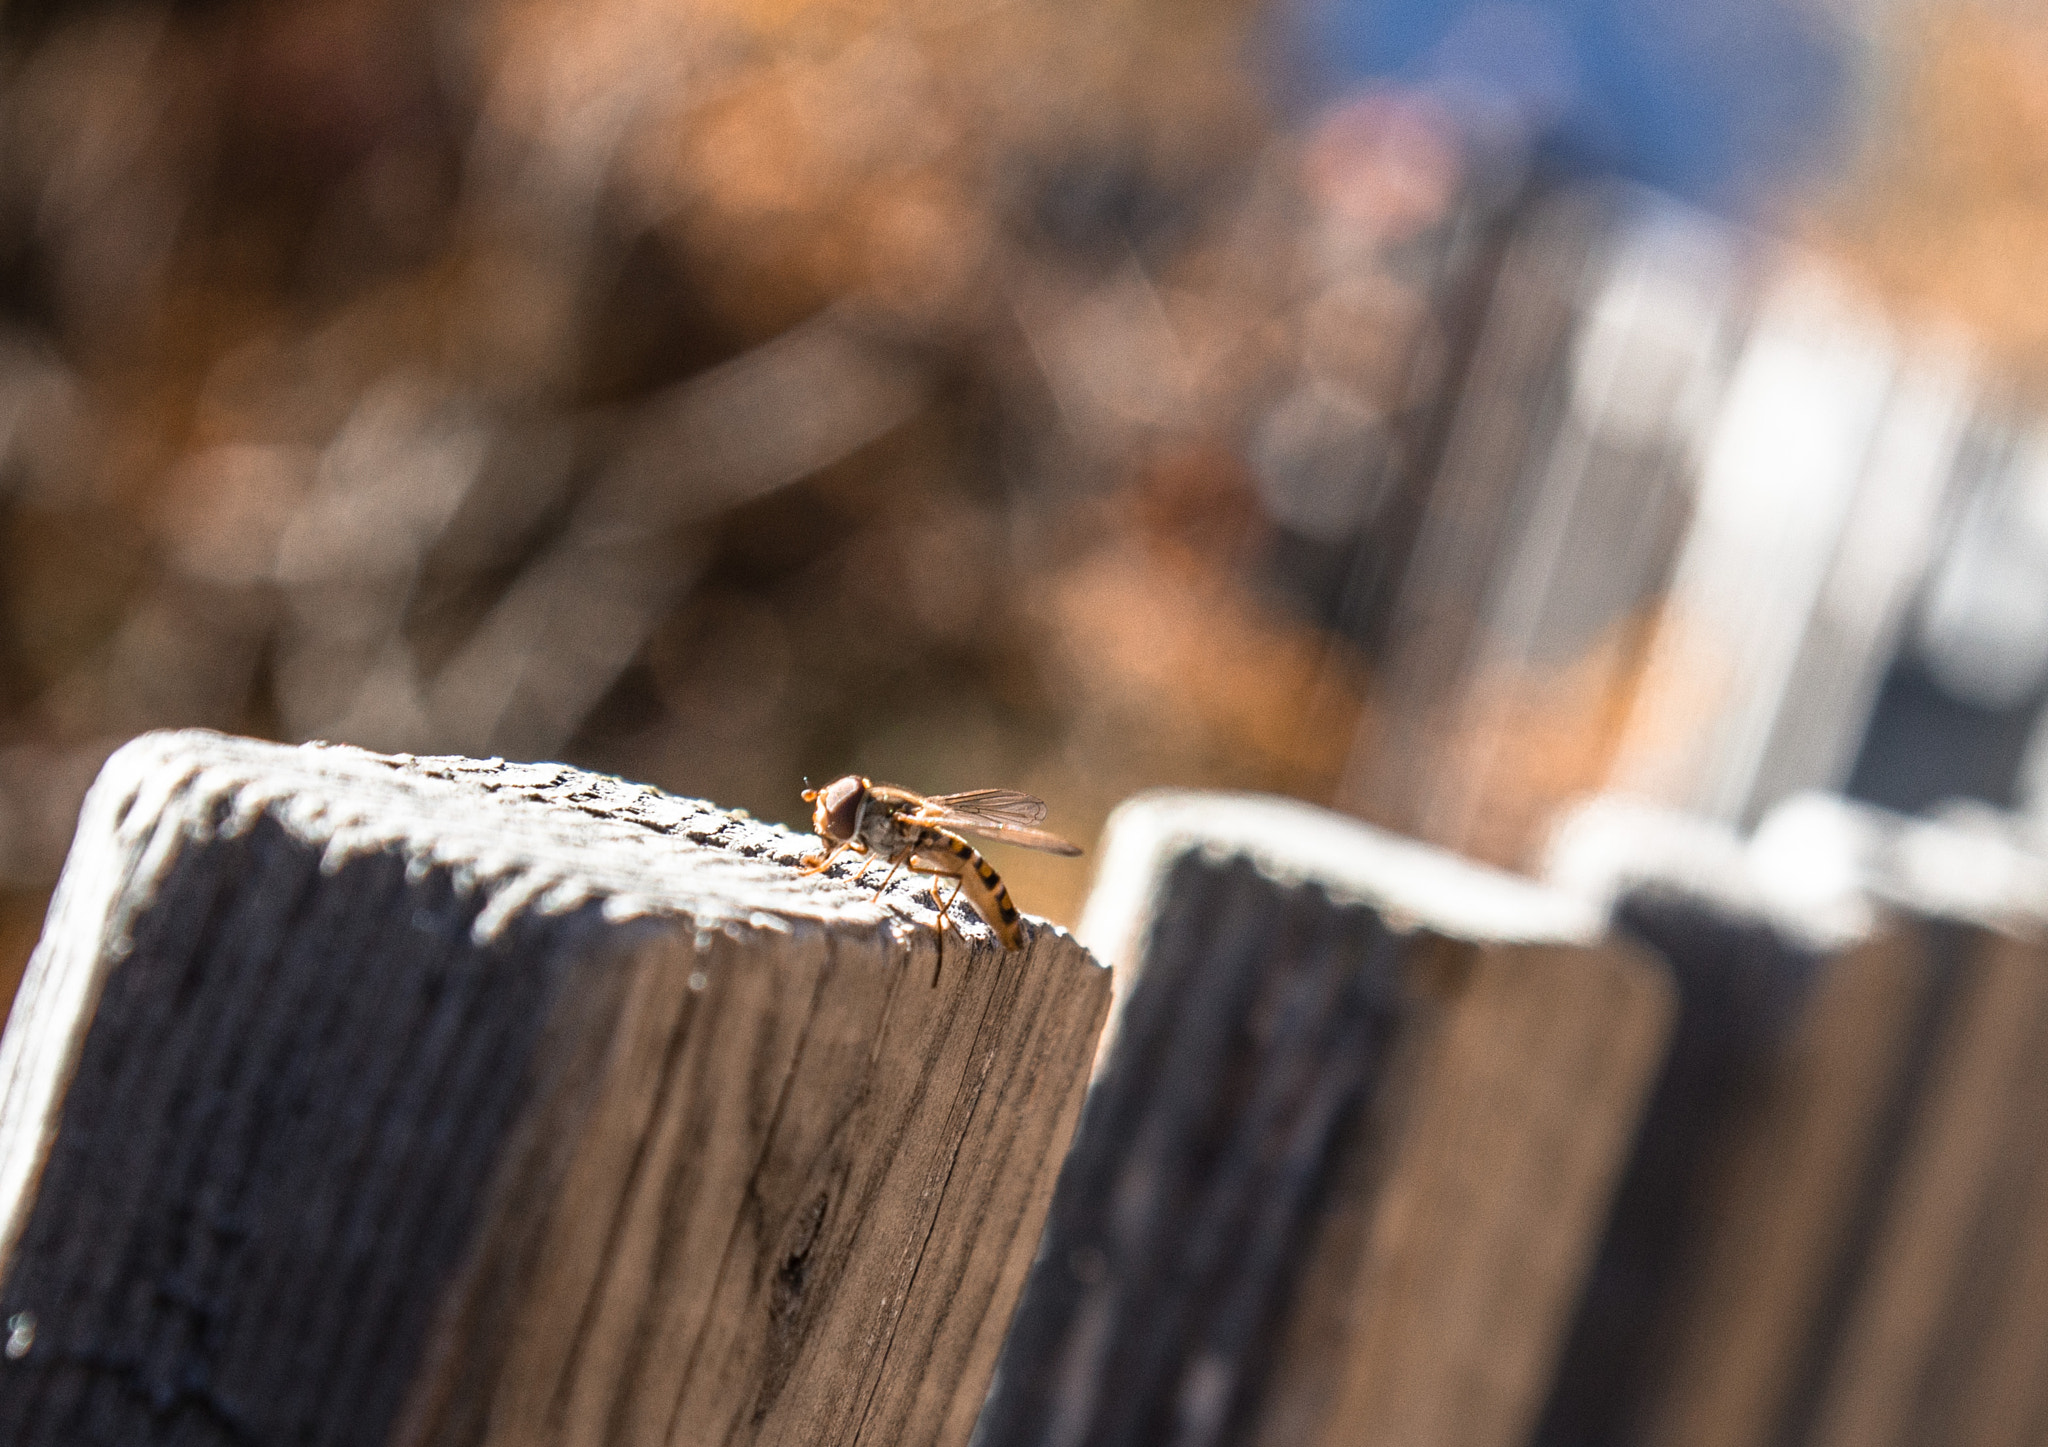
978, 791, 1673, 1447
1307, 936, 1673, 1447
1804, 925, 2048, 1447
1526, 797, 2048, 1447
0, 729, 1109, 1447
1630, 922, 1934, 1447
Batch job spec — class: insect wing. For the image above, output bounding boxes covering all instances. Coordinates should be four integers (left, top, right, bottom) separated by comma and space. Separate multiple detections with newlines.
921, 788, 1049, 825
914, 790, 1081, 855
932, 815, 1084, 855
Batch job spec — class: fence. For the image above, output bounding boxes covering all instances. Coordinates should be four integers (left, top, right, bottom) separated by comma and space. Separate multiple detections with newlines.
7, 732, 2044, 1445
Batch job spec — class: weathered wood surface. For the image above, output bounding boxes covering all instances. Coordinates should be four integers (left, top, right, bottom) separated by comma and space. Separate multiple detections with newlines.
1799, 901, 2048, 1447
973, 791, 1673, 1447
1529, 796, 2048, 1447
1613, 913, 1933, 1447
0, 729, 1109, 1447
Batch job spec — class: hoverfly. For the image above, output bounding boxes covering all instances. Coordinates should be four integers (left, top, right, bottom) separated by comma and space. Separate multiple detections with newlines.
800, 776, 1081, 950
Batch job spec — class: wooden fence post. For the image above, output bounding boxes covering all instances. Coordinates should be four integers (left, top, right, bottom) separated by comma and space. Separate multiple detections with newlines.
0, 729, 1109, 1447
1532, 800, 1919, 1447
972, 791, 1674, 1447
1531, 795, 2048, 1447
1786, 803, 2048, 1447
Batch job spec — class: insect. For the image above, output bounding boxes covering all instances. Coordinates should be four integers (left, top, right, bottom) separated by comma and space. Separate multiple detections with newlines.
800, 776, 1080, 950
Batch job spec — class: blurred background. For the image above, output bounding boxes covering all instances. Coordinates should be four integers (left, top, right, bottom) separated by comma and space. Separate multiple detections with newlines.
0, 0, 2040, 1011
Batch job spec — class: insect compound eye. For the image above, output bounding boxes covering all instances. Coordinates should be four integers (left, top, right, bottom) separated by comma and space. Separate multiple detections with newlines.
816, 775, 865, 842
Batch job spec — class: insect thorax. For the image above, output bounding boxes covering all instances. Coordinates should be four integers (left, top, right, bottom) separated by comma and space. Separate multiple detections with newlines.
857, 804, 922, 858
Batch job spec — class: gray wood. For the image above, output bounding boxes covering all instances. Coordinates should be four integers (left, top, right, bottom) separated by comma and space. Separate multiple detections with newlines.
975, 791, 1673, 1447
1800, 922, 2048, 1447
1625, 922, 1933, 1447
0, 729, 1109, 1447
1529, 797, 2048, 1447
1789, 806, 2048, 1447
1628, 909, 2048, 1447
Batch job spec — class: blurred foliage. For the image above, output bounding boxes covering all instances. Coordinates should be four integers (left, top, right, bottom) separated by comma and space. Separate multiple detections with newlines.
0, 0, 1491, 959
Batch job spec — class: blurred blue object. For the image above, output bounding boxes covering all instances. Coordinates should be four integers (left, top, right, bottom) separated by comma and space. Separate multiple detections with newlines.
1285, 0, 1853, 211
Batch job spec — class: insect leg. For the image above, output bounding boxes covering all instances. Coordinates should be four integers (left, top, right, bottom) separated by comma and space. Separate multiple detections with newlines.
799, 842, 850, 875
917, 873, 952, 932
901, 854, 969, 931
842, 849, 879, 886
870, 848, 916, 898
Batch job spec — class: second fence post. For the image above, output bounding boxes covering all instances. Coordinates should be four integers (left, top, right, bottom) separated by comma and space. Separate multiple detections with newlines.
975, 791, 1674, 1447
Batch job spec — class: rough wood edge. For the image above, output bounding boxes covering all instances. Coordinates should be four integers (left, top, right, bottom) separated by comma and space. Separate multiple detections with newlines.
1545, 793, 1877, 951
1075, 790, 1605, 1073
0, 733, 204, 1277
0, 728, 1106, 1294
1753, 793, 2048, 939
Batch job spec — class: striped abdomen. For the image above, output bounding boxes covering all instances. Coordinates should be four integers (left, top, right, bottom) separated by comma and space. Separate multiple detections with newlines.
917, 827, 1023, 949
